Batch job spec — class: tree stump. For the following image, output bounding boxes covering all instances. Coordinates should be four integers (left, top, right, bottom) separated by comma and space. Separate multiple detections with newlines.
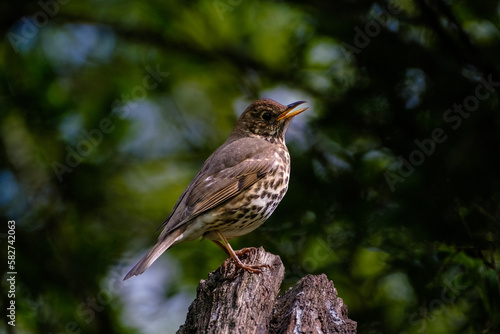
270, 274, 357, 333
177, 247, 356, 334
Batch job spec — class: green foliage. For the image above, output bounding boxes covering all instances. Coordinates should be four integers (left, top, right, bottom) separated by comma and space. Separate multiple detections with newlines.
1, 0, 499, 333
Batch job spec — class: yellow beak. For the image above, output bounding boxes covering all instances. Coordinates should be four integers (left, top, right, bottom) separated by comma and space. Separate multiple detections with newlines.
277, 101, 308, 121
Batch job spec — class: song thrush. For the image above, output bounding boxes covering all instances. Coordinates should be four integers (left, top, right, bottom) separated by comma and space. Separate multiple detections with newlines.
124, 98, 307, 280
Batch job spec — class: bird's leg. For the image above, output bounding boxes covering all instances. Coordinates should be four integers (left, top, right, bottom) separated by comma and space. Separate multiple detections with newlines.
213, 231, 268, 274
213, 240, 255, 261
212, 238, 253, 257
212, 240, 230, 255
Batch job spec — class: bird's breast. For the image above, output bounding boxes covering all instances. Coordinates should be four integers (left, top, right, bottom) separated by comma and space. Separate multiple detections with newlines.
205, 148, 291, 240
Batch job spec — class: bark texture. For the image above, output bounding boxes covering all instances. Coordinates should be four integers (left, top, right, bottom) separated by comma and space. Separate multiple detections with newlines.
270, 274, 357, 333
177, 247, 356, 334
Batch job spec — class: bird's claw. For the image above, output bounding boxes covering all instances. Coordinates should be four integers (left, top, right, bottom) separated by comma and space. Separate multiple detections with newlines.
234, 247, 256, 257
234, 261, 270, 274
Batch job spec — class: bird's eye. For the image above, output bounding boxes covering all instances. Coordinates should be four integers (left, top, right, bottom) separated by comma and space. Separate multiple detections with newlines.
261, 112, 272, 121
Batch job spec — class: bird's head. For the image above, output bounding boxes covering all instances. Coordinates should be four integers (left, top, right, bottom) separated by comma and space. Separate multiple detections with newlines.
231, 98, 308, 142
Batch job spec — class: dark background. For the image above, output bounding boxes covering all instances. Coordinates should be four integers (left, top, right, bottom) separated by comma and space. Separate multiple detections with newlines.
1, 0, 499, 333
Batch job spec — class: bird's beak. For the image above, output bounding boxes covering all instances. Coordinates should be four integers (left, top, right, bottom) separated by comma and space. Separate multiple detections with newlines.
277, 101, 308, 121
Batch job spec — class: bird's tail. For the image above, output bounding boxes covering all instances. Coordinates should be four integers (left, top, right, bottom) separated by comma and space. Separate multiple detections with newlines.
123, 228, 184, 280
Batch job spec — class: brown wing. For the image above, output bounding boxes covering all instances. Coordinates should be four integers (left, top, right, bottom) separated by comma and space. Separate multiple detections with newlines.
159, 137, 277, 235
189, 167, 266, 215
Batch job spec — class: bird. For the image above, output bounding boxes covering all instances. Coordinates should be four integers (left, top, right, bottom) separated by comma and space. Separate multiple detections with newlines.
124, 98, 307, 280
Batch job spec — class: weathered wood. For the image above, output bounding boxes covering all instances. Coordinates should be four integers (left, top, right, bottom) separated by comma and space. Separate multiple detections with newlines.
270, 274, 357, 333
177, 247, 356, 334
177, 247, 285, 334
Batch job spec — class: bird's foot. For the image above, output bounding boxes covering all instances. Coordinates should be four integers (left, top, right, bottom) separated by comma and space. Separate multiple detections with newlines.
234, 247, 256, 257
212, 233, 270, 274
232, 248, 270, 274
232, 258, 269, 274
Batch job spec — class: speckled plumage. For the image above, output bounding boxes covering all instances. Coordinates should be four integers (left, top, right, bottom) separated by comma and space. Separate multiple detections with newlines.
124, 98, 307, 280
